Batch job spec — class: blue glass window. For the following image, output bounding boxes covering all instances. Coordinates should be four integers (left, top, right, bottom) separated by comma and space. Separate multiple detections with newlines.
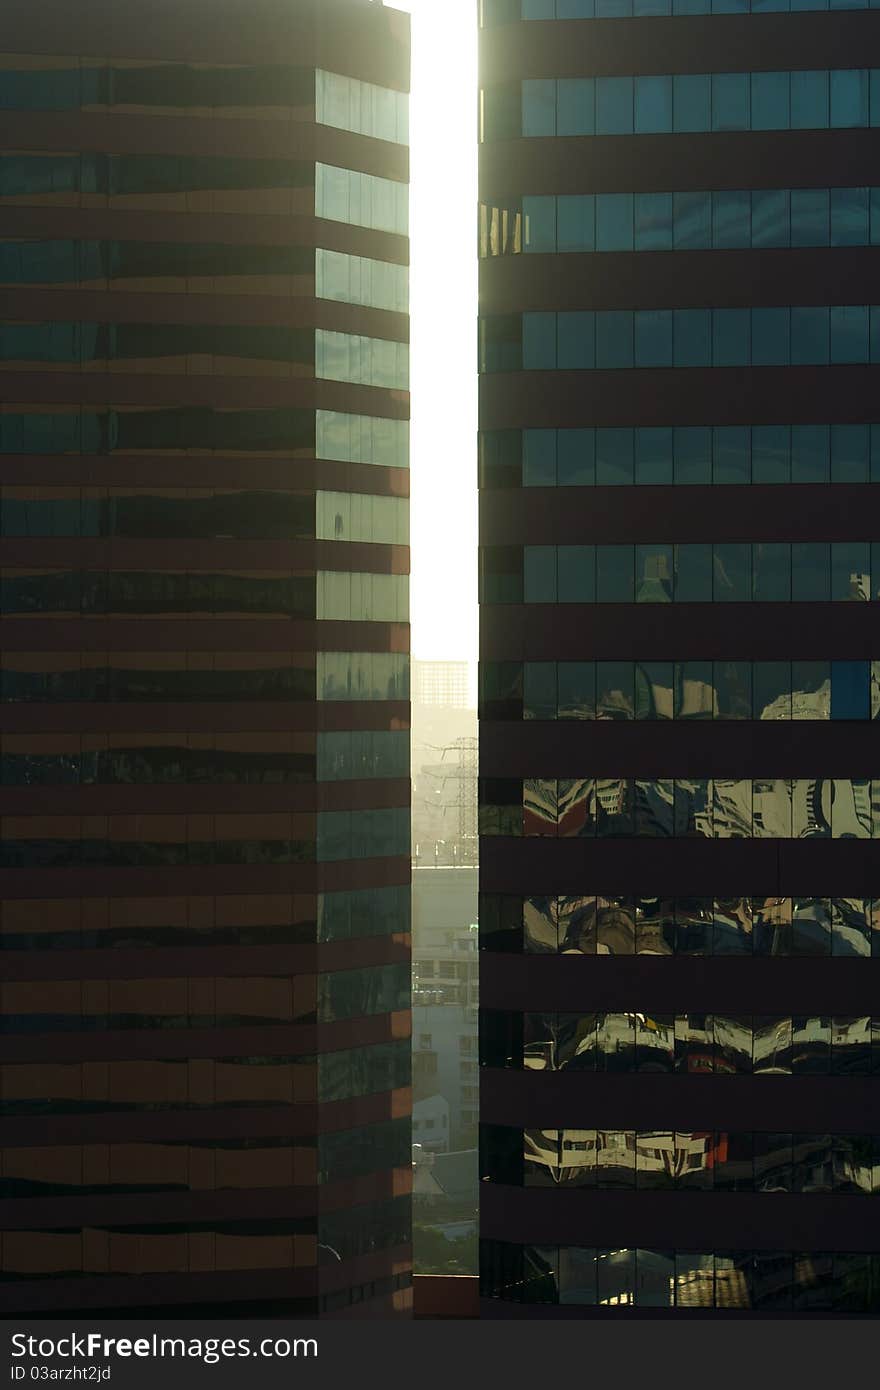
792, 543, 830, 600
523, 196, 556, 252
596, 194, 634, 250
673, 427, 712, 484
752, 425, 791, 482
558, 195, 595, 251
558, 546, 597, 601
714, 543, 751, 601
712, 309, 750, 366
713, 190, 751, 248
753, 542, 791, 600
636, 544, 674, 600
791, 425, 829, 483
830, 305, 869, 362
712, 73, 750, 130
636, 428, 673, 484
751, 308, 790, 366
831, 541, 870, 599
675, 544, 713, 600
558, 311, 595, 368
791, 71, 829, 128
524, 546, 557, 602
523, 429, 557, 486
596, 77, 634, 134
752, 190, 790, 247
673, 310, 711, 366
523, 312, 556, 368
830, 424, 869, 482
830, 187, 869, 246
831, 661, 869, 719
635, 193, 673, 250
790, 307, 829, 364
559, 429, 596, 485
791, 188, 829, 246
830, 69, 869, 127
558, 77, 595, 135
596, 428, 634, 484
597, 545, 635, 601
713, 426, 750, 483
523, 79, 557, 136
871, 306, 880, 363
635, 76, 673, 132
596, 311, 634, 368
673, 192, 711, 249
751, 72, 790, 129
635, 310, 673, 367
673, 74, 711, 131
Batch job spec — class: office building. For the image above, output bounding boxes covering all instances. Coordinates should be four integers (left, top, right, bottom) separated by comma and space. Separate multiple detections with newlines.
413, 866, 479, 1148
478, 1, 880, 1314
0, 0, 411, 1318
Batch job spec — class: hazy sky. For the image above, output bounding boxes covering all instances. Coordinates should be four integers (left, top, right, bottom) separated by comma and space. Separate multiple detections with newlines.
389, 1, 478, 664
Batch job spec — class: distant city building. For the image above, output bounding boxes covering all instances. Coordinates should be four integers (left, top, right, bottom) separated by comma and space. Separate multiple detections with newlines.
412, 1096, 451, 1154
0, 0, 411, 1319
414, 661, 474, 709
478, 3, 880, 1315
413, 867, 479, 1147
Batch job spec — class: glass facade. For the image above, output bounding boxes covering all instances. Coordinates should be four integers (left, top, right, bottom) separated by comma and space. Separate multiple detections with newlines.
480, 424, 880, 487
316, 68, 409, 145
481, 1011, 877, 1068
481, 893, 878, 955
480, 188, 880, 256
484, 1127, 880, 1187
483, 0, 880, 18
482, 71, 880, 140
481, 542, 880, 603
315, 162, 409, 234
481, 307, 880, 371
481, 658, 879, 721
481, 1242, 880, 1311
479, 777, 879, 839
0, 1, 411, 1319
478, 4, 879, 1314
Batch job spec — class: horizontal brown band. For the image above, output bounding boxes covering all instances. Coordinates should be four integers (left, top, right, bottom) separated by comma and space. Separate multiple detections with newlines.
1, 933, 411, 985
0, 369, 410, 417
480, 365, 880, 430
0, 851, 411, 900
480, 248, 880, 316
480, 483, 880, 545
480, 835, 880, 896
0, 1009, 411, 1066
0, 111, 408, 183
480, 1067, 876, 1132
0, 700, 411, 733
480, 720, 880, 776
480, 952, 878, 1013
0, 779, 410, 818
480, 11, 879, 83
0, 537, 410, 571
479, 602, 880, 661
0, 1088, 412, 1151
480, 1182, 880, 1252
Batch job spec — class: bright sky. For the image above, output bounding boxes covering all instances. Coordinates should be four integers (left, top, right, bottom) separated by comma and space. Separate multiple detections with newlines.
388, 0, 478, 664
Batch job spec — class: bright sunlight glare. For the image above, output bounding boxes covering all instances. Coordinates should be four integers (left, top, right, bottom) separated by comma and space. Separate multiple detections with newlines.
387, 0, 478, 664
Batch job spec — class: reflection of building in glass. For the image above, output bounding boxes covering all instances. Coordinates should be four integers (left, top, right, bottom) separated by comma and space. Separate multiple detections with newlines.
0, 0, 412, 1319
478, 5, 880, 1314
